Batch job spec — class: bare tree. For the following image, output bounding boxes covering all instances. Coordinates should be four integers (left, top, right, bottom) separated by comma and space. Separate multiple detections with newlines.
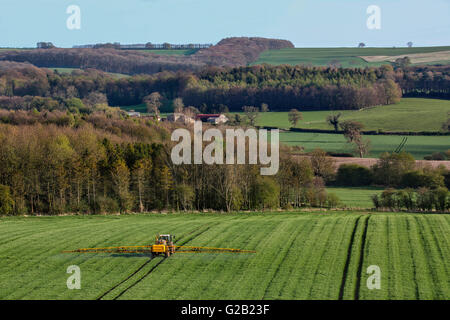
326, 112, 342, 132
288, 109, 302, 128
173, 97, 184, 113
243, 106, 259, 126
340, 121, 364, 143
144, 92, 162, 115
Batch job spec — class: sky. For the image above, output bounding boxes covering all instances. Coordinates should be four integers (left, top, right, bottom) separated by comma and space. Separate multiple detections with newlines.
0, 0, 449, 48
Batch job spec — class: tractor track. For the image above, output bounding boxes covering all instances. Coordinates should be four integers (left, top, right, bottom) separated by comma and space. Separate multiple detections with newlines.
97, 222, 218, 300
354, 215, 370, 300
261, 221, 309, 300
338, 215, 362, 300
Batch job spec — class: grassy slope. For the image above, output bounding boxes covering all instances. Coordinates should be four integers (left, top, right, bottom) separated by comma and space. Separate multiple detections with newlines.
251, 98, 450, 132
0, 213, 448, 300
253, 46, 450, 67
279, 131, 449, 159
326, 187, 383, 208
231, 98, 450, 159
52, 68, 129, 79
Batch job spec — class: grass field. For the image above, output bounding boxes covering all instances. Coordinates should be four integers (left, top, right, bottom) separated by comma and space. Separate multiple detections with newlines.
0, 212, 448, 300
52, 68, 129, 79
326, 187, 383, 208
253, 47, 450, 67
279, 131, 449, 159
249, 98, 450, 133
229, 98, 450, 159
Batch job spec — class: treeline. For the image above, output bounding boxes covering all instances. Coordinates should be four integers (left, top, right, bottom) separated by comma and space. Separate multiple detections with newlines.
0, 62, 405, 111
372, 188, 449, 212
335, 152, 450, 189
0, 118, 340, 215
0, 37, 294, 75
0, 62, 448, 112
395, 65, 450, 99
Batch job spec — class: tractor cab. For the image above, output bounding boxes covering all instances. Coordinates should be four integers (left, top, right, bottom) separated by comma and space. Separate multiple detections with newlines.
152, 234, 176, 257
156, 234, 175, 245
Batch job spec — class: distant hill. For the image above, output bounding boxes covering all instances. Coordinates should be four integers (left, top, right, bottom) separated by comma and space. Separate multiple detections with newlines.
0, 37, 294, 75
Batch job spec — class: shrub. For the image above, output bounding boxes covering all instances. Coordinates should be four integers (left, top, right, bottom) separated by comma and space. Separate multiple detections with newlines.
401, 170, 444, 189
0, 185, 14, 215
95, 196, 120, 214
434, 187, 449, 212
336, 164, 373, 186
371, 194, 381, 210
326, 193, 341, 208
380, 188, 397, 210
372, 152, 415, 186
416, 188, 434, 211
444, 171, 450, 189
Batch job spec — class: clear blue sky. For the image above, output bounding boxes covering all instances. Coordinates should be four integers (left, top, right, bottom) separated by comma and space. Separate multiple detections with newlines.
0, 0, 449, 48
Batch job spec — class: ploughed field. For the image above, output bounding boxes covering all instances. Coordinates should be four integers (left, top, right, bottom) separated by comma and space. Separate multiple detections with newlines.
0, 212, 448, 300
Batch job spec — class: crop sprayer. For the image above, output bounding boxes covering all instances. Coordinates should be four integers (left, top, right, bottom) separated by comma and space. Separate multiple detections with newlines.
63, 234, 256, 257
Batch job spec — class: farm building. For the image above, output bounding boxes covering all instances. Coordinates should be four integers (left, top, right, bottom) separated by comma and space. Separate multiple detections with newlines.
167, 113, 195, 124
126, 111, 141, 117
196, 114, 229, 124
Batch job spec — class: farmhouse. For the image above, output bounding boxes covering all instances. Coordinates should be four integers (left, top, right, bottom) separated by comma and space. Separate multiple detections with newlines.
126, 110, 141, 117
196, 114, 229, 124
167, 113, 195, 124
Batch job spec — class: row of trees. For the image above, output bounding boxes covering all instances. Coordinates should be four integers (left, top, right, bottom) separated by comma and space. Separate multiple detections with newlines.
372, 187, 449, 212
335, 152, 450, 189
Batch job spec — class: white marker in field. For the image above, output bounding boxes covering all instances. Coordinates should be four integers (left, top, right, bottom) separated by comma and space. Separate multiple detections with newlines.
366, 5, 381, 30
366, 265, 381, 290
66, 5, 81, 30
66, 265, 81, 289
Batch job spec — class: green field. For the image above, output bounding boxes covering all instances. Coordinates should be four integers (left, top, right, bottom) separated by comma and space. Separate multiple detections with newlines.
253, 47, 450, 67
230, 98, 450, 159
279, 131, 449, 159
0, 212, 448, 300
52, 68, 129, 79
250, 98, 450, 133
327, 187, 383, 208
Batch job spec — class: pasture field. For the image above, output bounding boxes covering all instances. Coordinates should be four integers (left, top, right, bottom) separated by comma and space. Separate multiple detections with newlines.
326, 187, 383, 208
51, 68, 129, 79
279, 131, 449, 159
0, 212, 448, 300
253, 47, 450, 67
249, 98, 450, 133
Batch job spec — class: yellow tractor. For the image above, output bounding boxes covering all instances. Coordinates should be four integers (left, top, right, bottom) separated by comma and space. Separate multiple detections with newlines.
151, 234, 176, 258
